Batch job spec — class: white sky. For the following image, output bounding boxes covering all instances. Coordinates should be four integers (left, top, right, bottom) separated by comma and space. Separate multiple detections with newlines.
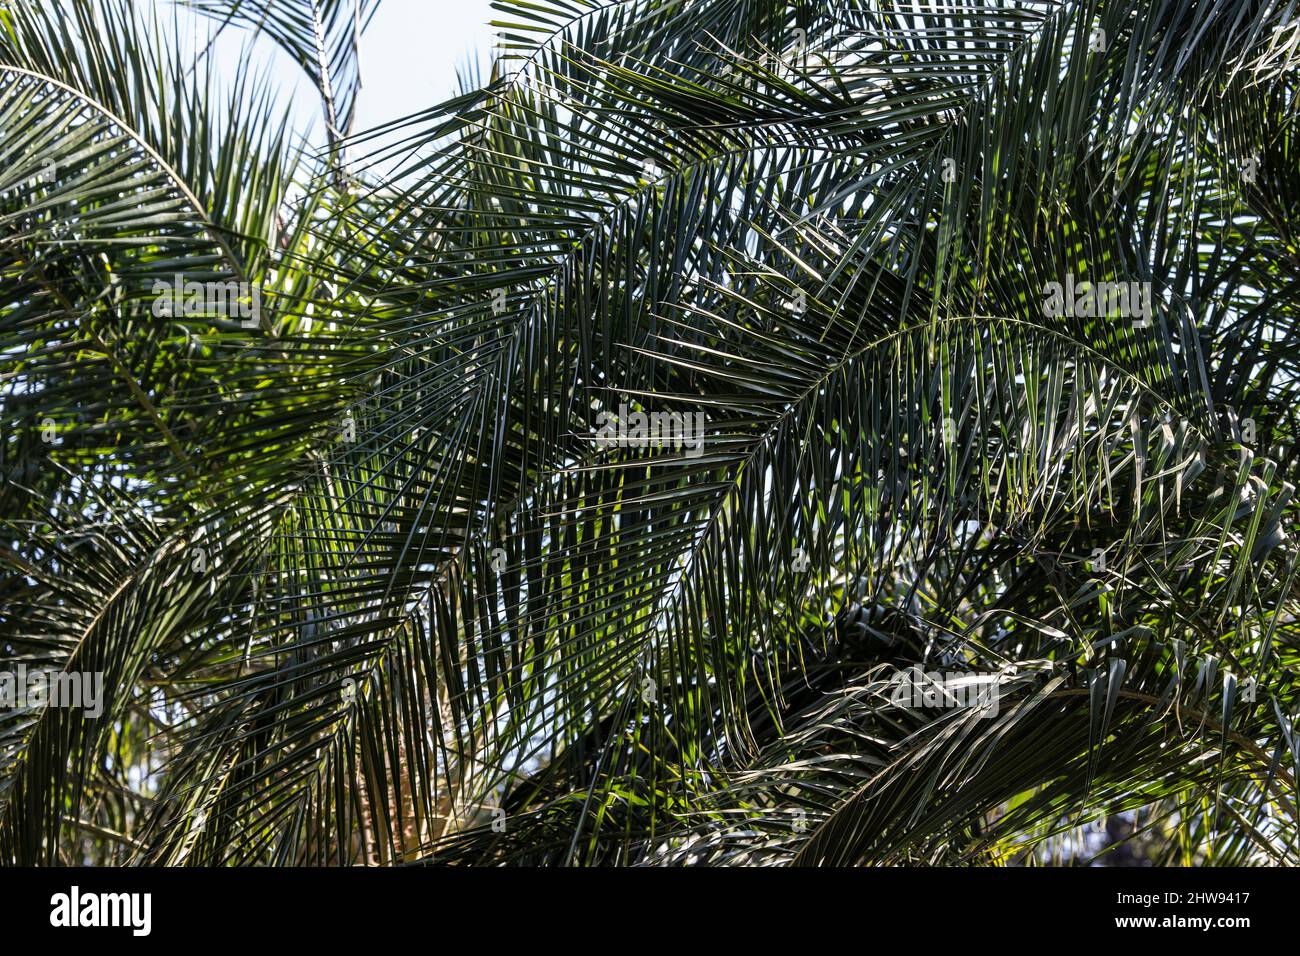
353, 0, 498, 129
194, 0, 499, 166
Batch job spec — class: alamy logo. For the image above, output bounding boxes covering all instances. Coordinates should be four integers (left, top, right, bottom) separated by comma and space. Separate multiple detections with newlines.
151, 274, 262, 327
887, 665, 1000, 718
593, 404, 706, 458
1041, 272, 1152, 324
0, 664, 103, 718
50, 886, 151, 936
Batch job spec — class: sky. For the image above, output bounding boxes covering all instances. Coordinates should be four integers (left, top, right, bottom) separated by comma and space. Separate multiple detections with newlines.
352, 0, 498, 130
195, 0, 499, 166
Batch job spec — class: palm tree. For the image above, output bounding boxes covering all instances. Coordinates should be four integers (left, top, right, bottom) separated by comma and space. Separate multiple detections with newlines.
2, 0, 1298, 867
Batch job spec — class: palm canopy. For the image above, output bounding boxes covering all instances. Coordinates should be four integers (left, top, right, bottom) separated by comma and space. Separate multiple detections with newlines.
1, 0, 1298, 866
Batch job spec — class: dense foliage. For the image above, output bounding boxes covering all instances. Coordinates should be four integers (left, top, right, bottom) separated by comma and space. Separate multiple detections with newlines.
2, 0, 1299, 866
